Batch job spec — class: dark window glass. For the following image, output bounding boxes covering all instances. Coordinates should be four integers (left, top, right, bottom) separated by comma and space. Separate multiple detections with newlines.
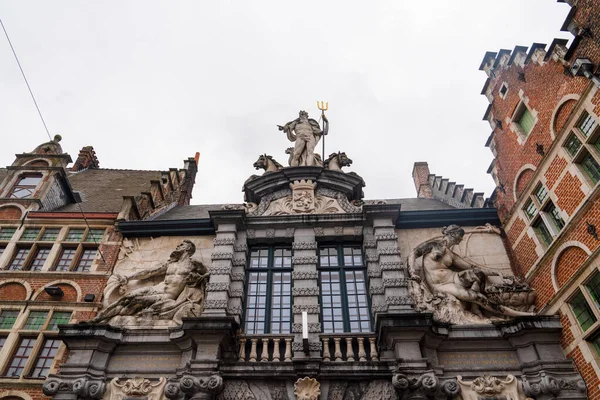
0, 337, 5, 351
0, 245, 5, 259
5, 337, 36, 377
0, 310, 19, 329
65, 229, 85, 242
74, 248, 97, 272
8, 247, 30, 271
23, 311, 48, 330
55, 248, 76, 271
589, 331, 600, 356
582, 153, 600, 184
319, 247, 338, 267
85, 229, 105, 243
249, 248, 269, 269
518, 107, 535, 135
533, 219, 553, 247
321, 270, 344, 333
47, 312, 72, 331
273, 248, 292, 268
319, 245, 371, 333
570, 291, 597, 331
9, 175, 42, 199
534, 184, 548, 204
0, 228, 17, 241
40, 228, 60, 242
270, 272, 291, 334
244, 246, 292, 334
20, 228, 41, 241
565, 134, 583, 157
31, 338, 61, 378
586, 272, 600, 309
245, 272, 268, 334
544, 203, 565, 231
579, 112, 597, 137
524, 199, 537, 220
29, 247, 51, 271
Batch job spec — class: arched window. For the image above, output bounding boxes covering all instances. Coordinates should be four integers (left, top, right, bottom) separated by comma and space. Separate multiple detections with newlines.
9, 174, 43, 199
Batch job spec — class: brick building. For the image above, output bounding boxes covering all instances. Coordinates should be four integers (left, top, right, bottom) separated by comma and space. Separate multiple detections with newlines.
419, 0, 600, 397
0, 136, 197, 400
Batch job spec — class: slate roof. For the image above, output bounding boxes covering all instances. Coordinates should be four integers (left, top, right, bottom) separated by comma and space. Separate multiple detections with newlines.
152, 198, 454, 220
57, 168, 162, 213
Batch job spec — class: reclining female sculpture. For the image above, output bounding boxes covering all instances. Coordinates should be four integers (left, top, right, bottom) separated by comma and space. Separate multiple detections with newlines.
409, 225, 535, 323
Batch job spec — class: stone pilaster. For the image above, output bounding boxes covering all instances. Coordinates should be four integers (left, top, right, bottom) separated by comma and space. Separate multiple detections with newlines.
227, 233, 247, 321
364, 204, 411, 314
207, 210, 245, 319
291, 228, 321, 358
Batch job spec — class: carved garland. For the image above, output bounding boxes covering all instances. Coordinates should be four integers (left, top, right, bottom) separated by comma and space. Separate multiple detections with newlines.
370, 285, 385, 295
292, 322, 321, 333
206, 282, 230, 292
232, 257, 246, 266
213, 238, 236, 246
380, 261, 404, 270
293, 256, 319, 265
292, 271, 319, 280
386, 296, 413, 305
292, 342, 323, 351
211, 252, 233, 260
292, 241, 318, 250
383, 278, 408, 288
368, 266, 382, 278
230, 273, 245, 282
204, 300, 228, 309
292, 304, 320, 314
292, 287, 320, 296
209, 266, 232, 275
233, 244, 248, 252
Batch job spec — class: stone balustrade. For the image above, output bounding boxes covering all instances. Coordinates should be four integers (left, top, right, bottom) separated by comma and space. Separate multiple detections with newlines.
320, 333, 378, 362
238, 334, 294, 362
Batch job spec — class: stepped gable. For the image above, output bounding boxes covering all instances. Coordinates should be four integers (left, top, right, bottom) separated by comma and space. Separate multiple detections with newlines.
412, 162, 490, 209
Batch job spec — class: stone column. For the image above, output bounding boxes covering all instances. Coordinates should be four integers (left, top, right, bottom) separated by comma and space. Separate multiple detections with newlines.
291, 228, 321, 358
206, 210, 245, 320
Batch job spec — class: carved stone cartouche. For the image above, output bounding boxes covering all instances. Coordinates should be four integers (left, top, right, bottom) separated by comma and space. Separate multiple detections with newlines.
165, 375, 224, 400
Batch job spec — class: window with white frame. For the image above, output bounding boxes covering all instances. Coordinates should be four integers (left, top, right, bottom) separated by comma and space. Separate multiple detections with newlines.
563, 110, 600, 185
0, 309, 72, 379
8, 174, 43, 199
0, 226, 105, 272
522, 183, 565, 247
512, 101, 536, 137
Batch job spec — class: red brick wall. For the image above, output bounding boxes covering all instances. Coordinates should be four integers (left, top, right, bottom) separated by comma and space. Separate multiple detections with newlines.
507, 217, 526, 244
556, 246, 588, 289
554, 99, 577, 134
0, 282, 27, 300
559, 311, 575, 349
545, 155, 568, 190
529, 262, 554, 309
35, 283, 78, 302
555, 172, 586, 216
515, 169, 535, 198
512, 234, 538, 278
0, 206, 22, 220
568, 346, 600, 400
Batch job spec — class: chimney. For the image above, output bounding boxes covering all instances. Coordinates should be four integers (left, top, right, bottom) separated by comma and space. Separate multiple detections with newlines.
71, 146, 100, 171
412, 162, 433, 199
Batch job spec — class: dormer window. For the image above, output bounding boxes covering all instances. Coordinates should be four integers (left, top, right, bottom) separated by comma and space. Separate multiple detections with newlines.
9, 174, 43, 199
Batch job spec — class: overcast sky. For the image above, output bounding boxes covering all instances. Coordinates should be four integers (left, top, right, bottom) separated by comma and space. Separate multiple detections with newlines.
0, 1, 571, 205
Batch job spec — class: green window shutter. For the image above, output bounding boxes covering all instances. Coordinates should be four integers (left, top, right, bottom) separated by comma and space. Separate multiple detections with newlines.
519, 108, 535, 135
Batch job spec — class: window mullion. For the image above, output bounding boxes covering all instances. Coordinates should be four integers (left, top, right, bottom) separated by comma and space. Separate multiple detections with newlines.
338, 246, 351, 333
265, 248, 274, 334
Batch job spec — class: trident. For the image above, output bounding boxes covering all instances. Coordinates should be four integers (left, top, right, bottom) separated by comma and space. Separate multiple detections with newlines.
317, 101, 328, 164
